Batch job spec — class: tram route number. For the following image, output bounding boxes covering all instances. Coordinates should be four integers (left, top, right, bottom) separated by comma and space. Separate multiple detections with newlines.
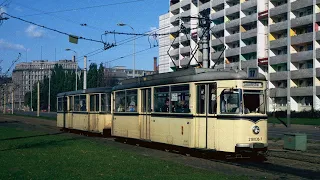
248, 137, 262, 142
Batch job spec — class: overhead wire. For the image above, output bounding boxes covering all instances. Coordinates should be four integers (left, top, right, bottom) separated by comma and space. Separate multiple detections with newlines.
18, 0, 144, 18
3, 13, 105, 44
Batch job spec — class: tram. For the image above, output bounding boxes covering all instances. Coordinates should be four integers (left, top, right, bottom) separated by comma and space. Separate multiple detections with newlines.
57, 87, 112, 135
57, 68, 268, 156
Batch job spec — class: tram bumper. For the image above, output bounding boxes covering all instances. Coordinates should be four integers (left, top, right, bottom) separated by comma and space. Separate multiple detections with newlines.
235, 143, 268, 154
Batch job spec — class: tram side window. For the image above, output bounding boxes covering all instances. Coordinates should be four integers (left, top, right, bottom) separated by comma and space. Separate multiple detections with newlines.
197, 85, 205, 114
209, 83, 217, 114
115, 91, 125, 112
69, 96, 74, 111
74, 95, 80, 111
154, 86, 169, 112
80, 95, 87, 111
126, 90, 137, 112
220, 89, 240, 114
171, 85, 190, 113
57, 98, 63, 111
90, 94, 100, 112
101, 94, 111, 113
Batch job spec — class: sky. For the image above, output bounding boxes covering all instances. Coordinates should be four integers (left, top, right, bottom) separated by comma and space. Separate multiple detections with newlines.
0, 0, 169, 74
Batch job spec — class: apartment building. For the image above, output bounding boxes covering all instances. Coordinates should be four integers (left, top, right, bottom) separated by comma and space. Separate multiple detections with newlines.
168, 0, 320, 112
159, 13, 173, 73
11, 59, 77, 109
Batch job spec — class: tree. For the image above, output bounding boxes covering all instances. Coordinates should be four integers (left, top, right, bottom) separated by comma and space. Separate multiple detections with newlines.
97, 63, 105, 87
87, 63, 98, 88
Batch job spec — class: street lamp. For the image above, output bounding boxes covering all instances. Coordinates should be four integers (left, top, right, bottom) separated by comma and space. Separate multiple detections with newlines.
117, 23, 136, 78
65, 48, 78, 91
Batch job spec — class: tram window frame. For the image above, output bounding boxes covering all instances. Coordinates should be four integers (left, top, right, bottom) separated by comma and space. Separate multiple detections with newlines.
220, 89, 241, 114
209, 83, 217, 114
74, 95, 80, 111
141, 89, 152, 113
101, 93, 111, 113
57, 97, 63, 112
126, 90, 138, 112
197, 85, 206, 114
243, 90, 265, 114
154, 86, 170, 112
170, 84, 190, 113
89, 94, 100, 112
69, 96, 74, 111
115, 91, 126, 112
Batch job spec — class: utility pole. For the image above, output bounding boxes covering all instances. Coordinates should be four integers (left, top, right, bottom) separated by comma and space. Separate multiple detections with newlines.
11, 91, 14, 114
84, 56, 87, 90
200, 9, 211, 69
37, 81, 40, 117
31, 85, 33, 111
48, 75, 51, 112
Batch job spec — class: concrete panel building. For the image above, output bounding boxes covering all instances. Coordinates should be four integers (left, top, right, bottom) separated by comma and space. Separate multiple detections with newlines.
159, 13, 173, 73
167, 0, 320, 112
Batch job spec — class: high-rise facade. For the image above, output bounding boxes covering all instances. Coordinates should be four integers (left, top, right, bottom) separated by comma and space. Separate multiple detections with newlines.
159, 13, 173, 73
168, 0, 320, 112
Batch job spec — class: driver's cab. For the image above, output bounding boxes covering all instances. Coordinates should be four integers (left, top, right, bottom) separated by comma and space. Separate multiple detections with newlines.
219, 82, 266, 116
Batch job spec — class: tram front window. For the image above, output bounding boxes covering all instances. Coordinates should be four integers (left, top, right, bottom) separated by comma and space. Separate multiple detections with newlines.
220, 89, 240, 114
243, 90, 265, 114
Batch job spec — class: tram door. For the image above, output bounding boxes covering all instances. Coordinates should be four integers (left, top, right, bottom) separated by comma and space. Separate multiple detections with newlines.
196, 83, 217, 149
141, 88, 152, 140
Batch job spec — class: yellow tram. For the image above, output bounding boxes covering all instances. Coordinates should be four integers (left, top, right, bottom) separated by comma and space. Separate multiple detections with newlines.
57, 87, 112, 135
57, 68, 268, 156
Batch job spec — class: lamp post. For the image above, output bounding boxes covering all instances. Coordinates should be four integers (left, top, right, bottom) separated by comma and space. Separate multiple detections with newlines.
117, 23, 136, 78
65, 48, 78, 91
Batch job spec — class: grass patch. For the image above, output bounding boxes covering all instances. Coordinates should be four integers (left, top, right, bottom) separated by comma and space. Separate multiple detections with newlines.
1, 113, 56, 121
268, 117, 320, 126
0, 127, 246, 180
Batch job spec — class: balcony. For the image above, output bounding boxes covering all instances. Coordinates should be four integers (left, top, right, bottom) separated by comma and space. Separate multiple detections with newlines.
170, 14, 180, 24
225, 4, 240, 16
170, 38, 179, 46
316, 49, 320, 59
291, 0, 313, 11
169, 48, 179, 57
211, 10, 224, 20
258, 58, 268, 66
291, 50, 313, 63
181, 9, 191, 17
291, 14, 313, 28
241, 59, 257, 69
291, 32, 313, 45
291, 87, 313, 97
270, 21, 288, 33
316, 68, 320, 77
290, 69, 313, 79
225, 33, 240, 43
241, 44, 257, 54
316, 13, 320, 22
212, 0, 224, 8
270, 3, 287, 17
170, 2, 180, 12
241, 13, 257, 25
199, 1, 210, 12
180, 46, 191, 55
211, 51, 224, 60
225, 18, 240, 29
270, 38, 287, 49
170, 26, 180, 34
270, 71, 288, 81
211, 37, 224, 47
170, 60, 180, 68
225, 47, 240, 57
180, 35, 189, 43
212, 24, 224, 33
317, 86, 320, 96
270, 88, 287, 98
180, 0, 190, 7
241, 28, 257, 39
180, 57, 191, 67
316, 31, 320, 41
241, 0, 257, 11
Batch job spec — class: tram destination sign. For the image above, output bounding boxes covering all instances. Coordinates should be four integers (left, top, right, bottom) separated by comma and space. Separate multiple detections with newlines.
243, 82, 263, 88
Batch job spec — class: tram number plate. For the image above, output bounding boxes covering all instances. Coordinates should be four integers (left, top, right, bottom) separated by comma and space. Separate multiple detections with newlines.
248, 137, 262, 142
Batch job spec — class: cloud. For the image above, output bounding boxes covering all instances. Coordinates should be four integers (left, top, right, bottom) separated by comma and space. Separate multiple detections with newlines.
0, 7, 7, 14
0, 39, 28, 51
25, 25, 45, 38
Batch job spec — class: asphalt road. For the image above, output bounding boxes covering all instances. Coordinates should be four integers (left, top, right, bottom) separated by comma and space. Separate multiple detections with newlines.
6, 111, 320, 141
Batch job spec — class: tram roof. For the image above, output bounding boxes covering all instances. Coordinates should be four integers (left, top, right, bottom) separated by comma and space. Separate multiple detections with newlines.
57, 87, 112, 97
113, 68, 266, 91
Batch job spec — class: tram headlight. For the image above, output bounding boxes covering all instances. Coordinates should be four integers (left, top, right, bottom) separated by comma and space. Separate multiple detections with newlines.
252, 126, 260, 134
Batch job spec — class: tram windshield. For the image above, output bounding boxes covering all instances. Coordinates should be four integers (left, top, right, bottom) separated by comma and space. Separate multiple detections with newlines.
220, 89, 265, 114
243, 90, 265, 114
220, 89, 241, 114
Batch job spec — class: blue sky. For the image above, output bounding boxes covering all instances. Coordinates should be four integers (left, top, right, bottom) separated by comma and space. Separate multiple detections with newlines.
0, 0, 169, 74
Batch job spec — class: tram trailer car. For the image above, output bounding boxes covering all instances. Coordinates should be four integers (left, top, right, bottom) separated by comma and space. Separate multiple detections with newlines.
57, 68, 268, 157
57, 87, 112, 136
